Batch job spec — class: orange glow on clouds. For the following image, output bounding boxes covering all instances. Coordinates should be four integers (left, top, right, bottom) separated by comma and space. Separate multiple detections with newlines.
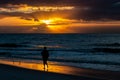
39, 18, 76, 33
0, 16, 120, 33
0, 4, 74, 13
0, 17, 40, 26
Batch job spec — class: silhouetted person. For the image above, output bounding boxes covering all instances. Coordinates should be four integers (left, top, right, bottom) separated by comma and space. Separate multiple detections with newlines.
41, 47, 49, 69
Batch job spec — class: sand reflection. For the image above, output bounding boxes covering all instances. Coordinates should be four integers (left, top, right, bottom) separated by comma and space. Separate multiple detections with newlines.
0, 59, 81, 76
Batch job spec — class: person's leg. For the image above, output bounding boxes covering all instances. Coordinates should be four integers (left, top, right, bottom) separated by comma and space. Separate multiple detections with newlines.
45, 58, 48, 68
43, 58, 48, 69
44, 60, 47, 68
45, 61, 48, 68
46, 60, 48, 68
43, 60, 46, 69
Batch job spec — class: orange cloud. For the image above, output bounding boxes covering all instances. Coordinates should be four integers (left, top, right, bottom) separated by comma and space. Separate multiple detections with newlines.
0, 4, 74, 13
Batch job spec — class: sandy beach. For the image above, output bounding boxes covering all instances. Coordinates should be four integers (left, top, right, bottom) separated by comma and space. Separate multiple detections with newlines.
0, 60, 120, 80
0, 0, 120, 79
0, 64, 82, 80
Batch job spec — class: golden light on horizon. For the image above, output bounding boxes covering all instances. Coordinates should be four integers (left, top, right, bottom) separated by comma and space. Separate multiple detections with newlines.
0, 16, 120, 33
40, 18, 72, 25
38, 18, 79, 33
0, 17, 39, 26
41, 20, 51, 24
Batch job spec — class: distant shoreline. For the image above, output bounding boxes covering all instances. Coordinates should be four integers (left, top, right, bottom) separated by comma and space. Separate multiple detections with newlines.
0, 33, 119, 34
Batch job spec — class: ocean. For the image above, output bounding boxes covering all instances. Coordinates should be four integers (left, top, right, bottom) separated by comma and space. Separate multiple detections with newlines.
0, 34, 120, 71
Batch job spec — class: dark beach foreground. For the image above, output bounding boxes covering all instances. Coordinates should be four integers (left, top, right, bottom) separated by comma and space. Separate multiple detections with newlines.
0, 51, 120, 80
0, 60, 120, 80
0, 63, 101, 80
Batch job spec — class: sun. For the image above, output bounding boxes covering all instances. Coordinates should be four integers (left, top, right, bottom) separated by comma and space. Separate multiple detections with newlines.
41, 18, 65, 25
41, 20, 51, 24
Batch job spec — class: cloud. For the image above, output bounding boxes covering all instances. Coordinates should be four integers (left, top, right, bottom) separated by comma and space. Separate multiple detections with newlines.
0, 14, 9, 19
0, 4, 77, 22
0, 0, 120, 22
0, 25, 49, 33
0, 4, 74, 13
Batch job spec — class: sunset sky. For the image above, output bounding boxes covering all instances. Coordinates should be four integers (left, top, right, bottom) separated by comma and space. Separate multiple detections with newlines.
0, 0, 120, 33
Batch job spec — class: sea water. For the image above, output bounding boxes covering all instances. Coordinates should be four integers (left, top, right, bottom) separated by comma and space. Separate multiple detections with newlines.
0, 34, 120, 71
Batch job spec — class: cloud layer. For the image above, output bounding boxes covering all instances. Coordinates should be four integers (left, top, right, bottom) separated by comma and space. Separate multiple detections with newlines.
0, 0, 120, 33
0, 0, 120, 21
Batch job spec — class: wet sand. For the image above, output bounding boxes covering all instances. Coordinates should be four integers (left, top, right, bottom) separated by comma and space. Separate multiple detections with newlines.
0, 59, 120, 80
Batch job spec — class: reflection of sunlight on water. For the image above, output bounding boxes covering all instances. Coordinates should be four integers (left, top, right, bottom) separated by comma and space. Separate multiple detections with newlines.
36, 45, 62, 48
0, 59, 81, 76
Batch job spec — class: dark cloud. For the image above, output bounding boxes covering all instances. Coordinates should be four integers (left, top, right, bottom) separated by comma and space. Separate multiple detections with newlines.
0, 0, 120, 21
0, 14, 9, 19
0, 25, 49, 33
0, 0, 119, 6
0, 0, 90, 6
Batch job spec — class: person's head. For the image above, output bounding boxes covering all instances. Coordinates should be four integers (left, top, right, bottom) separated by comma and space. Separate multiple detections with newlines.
43, 47, 47, 50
